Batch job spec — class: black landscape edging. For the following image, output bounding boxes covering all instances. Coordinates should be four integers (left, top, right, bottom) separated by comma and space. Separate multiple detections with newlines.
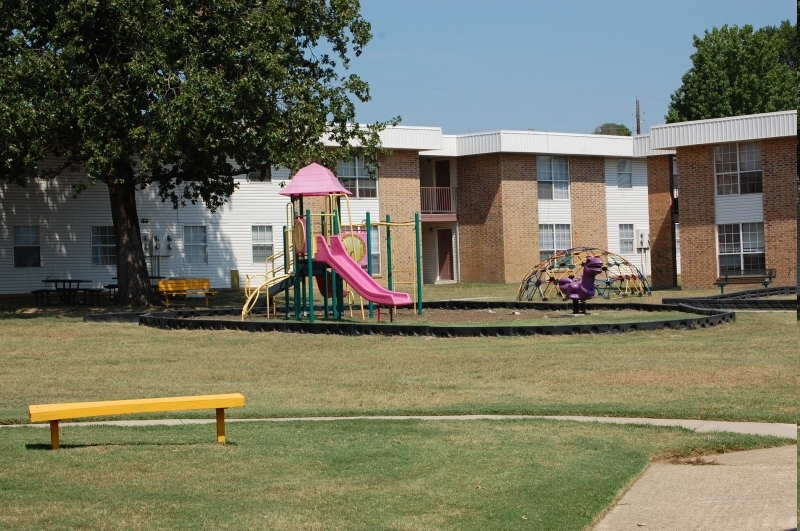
136, 301, 735, 337
83, 312, 144, 324
663, 285, 796, 310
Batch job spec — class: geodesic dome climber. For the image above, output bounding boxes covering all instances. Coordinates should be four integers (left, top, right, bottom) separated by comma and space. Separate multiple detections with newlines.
517, 247, 652, 302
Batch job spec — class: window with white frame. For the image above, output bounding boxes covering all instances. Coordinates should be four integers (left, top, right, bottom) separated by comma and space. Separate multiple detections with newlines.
184, 226, 208, 264
370, 226, 381, 275
619, 224, 635, 254
252, 226, 273, 263
717, 222, 765, 272
617, 158, 632, 188
246, 163, 272, 182
539, 224, 571, 261
674, 223, 681, 256
537, 156, 569, 200
91, 226, 116, 266
337, 156, 377, 198
13, 226, 40, 267
714, 142, 762, 195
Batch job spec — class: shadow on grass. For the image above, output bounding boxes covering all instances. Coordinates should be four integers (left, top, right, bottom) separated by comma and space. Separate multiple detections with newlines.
25, 441, 238, 450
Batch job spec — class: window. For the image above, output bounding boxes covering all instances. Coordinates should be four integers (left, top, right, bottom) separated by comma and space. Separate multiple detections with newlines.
617, 158, 632, 188
370, 226, 381, 275
537, 156, 569, 200
539, 224, 571, 261
252, 226, 273, 263
246, 163, 272, 182
91, 226, 116, 266
184, 226, 208, 264
674, 223, 681, 256
714, 142, 762, 195
13, 226, 40, 267
337, 157, 377, 198
717, 223, 765, 272
619, 224, 635, 254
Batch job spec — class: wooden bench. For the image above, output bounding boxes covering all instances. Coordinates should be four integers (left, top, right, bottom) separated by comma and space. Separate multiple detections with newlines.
158, 278, 218, 308
714, 268, 776, 294
29, 393, 245, 449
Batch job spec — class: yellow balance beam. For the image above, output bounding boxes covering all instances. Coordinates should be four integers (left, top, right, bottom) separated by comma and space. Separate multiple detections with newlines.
29, 393, 245, 423
30, 394, 245, 449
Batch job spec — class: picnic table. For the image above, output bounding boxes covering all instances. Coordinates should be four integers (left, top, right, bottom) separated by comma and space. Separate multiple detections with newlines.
107, 275, 164, 300
41, 279, 93, 305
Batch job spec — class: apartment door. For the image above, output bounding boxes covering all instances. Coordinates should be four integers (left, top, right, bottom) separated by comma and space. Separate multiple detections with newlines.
437, 228, 454, 281
434, 160, 450, 188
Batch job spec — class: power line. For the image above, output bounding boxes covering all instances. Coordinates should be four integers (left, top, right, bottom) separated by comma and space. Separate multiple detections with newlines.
372, 83, 669, 102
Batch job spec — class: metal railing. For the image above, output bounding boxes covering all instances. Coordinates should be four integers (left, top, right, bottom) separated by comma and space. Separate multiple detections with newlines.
420, 187, 457, 214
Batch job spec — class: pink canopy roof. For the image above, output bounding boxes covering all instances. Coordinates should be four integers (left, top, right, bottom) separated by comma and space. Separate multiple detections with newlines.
278, 163, 352, 197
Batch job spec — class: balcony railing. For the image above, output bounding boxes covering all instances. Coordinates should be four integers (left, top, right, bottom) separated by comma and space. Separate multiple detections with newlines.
420, 187, 457, 214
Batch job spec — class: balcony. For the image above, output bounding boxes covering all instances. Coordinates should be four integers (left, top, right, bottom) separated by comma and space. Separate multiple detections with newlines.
420, 187, 457, 215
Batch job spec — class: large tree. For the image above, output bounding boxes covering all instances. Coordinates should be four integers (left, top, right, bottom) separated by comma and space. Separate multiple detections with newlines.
0, 0, 395, 305
666, 21, 796, 123
593, 123, 632, 136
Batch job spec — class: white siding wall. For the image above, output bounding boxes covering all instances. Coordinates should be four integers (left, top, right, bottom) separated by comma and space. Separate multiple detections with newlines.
604, 158, 651, 274
715, 194, 764, 224
339, 197, 379, 228
537, 200, 571, 226
0, 162, 118, 293
0, 161, 385, 294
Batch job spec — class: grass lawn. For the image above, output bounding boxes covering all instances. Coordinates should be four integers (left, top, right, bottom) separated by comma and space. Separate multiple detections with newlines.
0, 288, 794, 423
0, 419, 789, 531
0, 283, 794, 530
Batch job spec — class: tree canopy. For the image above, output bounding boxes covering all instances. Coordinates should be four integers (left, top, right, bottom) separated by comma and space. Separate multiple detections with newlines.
0, 1, 396, 305
593, 123, 632, 136
666, 21, 797, 123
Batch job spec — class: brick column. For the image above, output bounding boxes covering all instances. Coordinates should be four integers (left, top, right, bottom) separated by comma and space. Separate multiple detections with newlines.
647, 155, 677, 289
761, 136, 797, 286
569, 156, 608, 249
676, 145, 716, 289
456, 154, 505, 282
377, 150, 421, 285
499, 154, 538, 283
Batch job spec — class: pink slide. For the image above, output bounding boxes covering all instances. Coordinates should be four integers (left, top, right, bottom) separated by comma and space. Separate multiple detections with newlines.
314, 235, 413, 307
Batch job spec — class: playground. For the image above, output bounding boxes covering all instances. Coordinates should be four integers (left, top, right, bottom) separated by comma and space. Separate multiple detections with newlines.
0, 278, 796, 529
0, 164, 795, 529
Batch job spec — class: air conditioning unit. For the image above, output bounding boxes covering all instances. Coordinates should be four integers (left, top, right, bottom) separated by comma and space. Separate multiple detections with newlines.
635, 229, 650, 250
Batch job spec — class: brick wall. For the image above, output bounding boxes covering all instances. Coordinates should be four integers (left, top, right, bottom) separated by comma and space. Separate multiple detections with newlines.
675, 145, 716, 289
499, 154, 539, 283
647, 155, 677, 289
456, 154, 505, 282
569, 156, 608, 249
761, 136, 797, 286
377, 150, 421, 287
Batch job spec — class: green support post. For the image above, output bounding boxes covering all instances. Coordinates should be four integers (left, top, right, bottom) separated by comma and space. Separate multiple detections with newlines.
414, 212, 423, 315
322, 211, 328, 318
366, 211, 374, 318
306, 209, 314, 323
333, 208, 343, 318
329, 210, 338, 319
385, 214, 393, 292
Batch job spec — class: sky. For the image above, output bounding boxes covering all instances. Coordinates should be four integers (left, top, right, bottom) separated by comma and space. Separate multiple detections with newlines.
347, 0, 796, 136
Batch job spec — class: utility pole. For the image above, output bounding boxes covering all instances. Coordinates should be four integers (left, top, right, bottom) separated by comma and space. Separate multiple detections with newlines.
635, 98, 641, 135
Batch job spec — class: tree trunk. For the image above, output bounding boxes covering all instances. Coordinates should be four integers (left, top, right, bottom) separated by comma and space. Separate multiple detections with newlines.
108, 163, 162, 306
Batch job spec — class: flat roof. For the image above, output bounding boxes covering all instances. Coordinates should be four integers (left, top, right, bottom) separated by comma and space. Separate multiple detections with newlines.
420, 130, 635, 158
649, 110, 797, 150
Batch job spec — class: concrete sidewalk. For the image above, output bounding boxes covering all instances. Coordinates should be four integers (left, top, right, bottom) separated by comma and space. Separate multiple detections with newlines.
593, 444, 797, 531
4, 414, 796, 440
